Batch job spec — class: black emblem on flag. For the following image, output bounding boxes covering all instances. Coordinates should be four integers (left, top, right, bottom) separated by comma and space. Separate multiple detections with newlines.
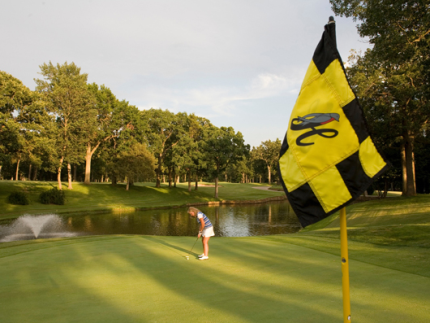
291, 113, 340, 146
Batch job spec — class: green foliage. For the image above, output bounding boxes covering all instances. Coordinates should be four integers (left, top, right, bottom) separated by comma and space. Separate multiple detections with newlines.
0, 70, 43, 177
8, 191, 29, 205
141, 109, 188, 187
2, 68, 287, 188
252, 139, 281, 184
108, 143, 155, 190
35, 62, 97, 189
334, 0, 430, 196
200, 126, 250, 197
39, 187, 65, 205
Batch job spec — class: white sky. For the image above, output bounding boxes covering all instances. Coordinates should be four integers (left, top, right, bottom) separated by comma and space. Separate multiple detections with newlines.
1, 0, 369, 148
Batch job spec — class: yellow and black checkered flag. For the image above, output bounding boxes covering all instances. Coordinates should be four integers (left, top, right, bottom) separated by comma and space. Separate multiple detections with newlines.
279, 22, 389, 228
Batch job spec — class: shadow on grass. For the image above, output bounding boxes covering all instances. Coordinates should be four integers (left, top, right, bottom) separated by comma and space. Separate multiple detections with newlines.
1, 235, 430, 322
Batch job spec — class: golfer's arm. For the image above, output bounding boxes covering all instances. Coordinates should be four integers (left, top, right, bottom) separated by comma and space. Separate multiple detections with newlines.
200, 222, 205, 232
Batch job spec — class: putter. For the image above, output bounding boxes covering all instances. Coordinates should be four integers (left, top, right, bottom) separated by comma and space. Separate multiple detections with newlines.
185, 236, 199, 260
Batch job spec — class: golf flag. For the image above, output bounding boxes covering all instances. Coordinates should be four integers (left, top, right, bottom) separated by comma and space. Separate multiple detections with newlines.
279, 21, 389, 228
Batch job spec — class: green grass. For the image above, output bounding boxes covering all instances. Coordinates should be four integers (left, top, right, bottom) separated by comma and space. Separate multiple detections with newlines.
1, 182, 430, 322
0, 181, 285, 219
303, 195, 430, 248
1, 233, 429, 323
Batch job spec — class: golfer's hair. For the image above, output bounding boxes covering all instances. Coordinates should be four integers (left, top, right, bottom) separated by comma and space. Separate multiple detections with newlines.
188, 207, 200, 214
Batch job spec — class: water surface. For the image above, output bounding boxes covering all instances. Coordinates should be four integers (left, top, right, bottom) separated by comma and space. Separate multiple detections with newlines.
0, 200, 301, 241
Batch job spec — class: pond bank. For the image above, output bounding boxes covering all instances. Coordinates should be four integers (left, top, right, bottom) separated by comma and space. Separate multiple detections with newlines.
0, 181, 286, 219
41, 195, 289, 217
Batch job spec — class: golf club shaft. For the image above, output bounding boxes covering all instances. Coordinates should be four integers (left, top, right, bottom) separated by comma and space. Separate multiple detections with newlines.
188, 236, 199, 255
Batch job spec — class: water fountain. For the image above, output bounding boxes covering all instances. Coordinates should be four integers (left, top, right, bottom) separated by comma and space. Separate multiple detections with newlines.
0, 214, 78, 242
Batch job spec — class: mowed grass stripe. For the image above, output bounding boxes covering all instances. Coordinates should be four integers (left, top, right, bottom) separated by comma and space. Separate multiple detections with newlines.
1, 235, 429, 323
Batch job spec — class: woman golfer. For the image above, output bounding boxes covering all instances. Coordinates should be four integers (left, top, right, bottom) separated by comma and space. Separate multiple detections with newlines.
188, 207, 215, 260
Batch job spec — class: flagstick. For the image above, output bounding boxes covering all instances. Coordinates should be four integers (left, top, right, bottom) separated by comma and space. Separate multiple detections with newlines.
340, 207, 351, 322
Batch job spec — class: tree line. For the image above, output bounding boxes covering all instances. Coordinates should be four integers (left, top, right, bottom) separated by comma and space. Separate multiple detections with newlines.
331, 0, 430, 196
4, 0, 430, 199
0, 62, 282, 197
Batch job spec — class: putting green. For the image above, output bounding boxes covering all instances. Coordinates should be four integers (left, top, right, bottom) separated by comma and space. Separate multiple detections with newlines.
1, 235, 429, 322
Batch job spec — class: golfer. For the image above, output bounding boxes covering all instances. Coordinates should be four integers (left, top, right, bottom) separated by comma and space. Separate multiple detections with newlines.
188, 207, 215, 260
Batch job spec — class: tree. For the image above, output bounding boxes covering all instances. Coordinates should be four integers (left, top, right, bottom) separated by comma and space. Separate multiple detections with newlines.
103, 104, 143, 186
253, 139, 281, 184
141, 109, 186, 188
170, 113, 212, 191
331, 0, 430, 196
414, 132, 430, 193
35, 62, 97, 190
0, 71, 48, 181
201, 126, 249, 198
84, 84, 136, 184
109, 143, 155, 190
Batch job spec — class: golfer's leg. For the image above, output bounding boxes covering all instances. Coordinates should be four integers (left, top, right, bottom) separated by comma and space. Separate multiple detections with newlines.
203, 237, 210, 256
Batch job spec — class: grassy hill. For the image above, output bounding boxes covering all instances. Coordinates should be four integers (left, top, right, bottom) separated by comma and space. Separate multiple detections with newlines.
0, 181, 285, 219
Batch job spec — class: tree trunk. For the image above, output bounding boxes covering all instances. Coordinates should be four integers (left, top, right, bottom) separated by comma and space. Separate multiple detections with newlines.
383, 178, 388, 198
33, 166, 37, 181
58, 156, 64, 190
214, 177, 219, 198
15, 158, 20, 181
156, 155, 162, 188
101, 175, 104, 183
84, 142, 101, 185
412, 151, 416, 193
405, 137, 416, 196
173, 169, 177, 188
112, 176, 117, 185
188, 171, 191, 192
267, 165, 271, 184
67, 163, 73, 189
259, 175, 262, 183
195, 174, 198, 191
401, 142, 407, 195
402, 133, 416, 196
126, 178, 130, 191
168, 167, 172, 188
28, 164, 32, 181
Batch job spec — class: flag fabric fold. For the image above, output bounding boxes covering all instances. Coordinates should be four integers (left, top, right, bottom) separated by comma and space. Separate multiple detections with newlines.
279, 23, 389, 228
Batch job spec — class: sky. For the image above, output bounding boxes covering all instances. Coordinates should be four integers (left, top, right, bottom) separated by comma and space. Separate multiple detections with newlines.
1, 0, 369, 148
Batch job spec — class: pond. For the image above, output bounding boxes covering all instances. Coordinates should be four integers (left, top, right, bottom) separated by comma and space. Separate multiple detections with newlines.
0, 200, 301, 242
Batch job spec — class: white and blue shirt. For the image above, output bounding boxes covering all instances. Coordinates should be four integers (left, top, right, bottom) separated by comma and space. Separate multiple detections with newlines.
197, 212, 213, 228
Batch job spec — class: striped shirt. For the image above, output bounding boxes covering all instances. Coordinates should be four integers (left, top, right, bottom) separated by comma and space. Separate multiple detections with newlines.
197, 212, 213, 228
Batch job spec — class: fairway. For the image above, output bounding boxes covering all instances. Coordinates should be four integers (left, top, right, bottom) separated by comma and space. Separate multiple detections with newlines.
1, 234, 429, 323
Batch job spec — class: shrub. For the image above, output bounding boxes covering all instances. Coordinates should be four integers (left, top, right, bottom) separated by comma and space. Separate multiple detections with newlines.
39, 188, 65, 205
8, 192, 30, 205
